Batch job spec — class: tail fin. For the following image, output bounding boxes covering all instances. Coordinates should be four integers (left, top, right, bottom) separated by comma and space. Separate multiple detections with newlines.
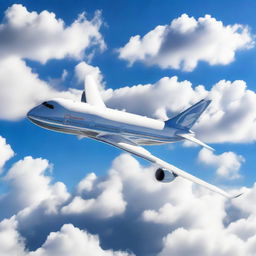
165, 99, 211, 130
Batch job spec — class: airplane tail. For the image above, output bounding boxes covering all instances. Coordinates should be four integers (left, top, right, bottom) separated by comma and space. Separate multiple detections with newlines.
165, 99, 211, 131
165, 99, 213, 151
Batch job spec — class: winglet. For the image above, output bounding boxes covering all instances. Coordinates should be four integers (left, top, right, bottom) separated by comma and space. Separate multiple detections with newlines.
231, 193, 243, 199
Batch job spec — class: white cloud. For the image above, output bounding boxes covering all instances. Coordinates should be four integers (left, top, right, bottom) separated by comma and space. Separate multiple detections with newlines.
118, 14, 253, 71
75, 61, 105, 90
0, 4, 105, 63
0, 57, 80, 120
28, 224, 132, 256
157, 228, 245, 256
194, 79, 256, 143
0, 136, 14, 172
61, 169, 126, 218
0, 156, 70, 218
198, 148, 244, 179
142, 194, 226, 230
0, 219, 132, 256
76, 172, 97, 194
231, 183, 256, 215
227, 215, 256, 241
0, 217, 25, 256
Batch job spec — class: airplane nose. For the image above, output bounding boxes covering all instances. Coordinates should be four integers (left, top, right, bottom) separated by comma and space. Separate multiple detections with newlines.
27, 107, 37, 121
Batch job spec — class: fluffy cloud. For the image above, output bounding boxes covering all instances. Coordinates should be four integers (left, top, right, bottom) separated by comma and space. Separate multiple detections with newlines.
157, 228, 245, 256
0, 4, 105, 63
231, 183, 256, 215
0, 136, 14, 171
0, 156, 70, 219
0, 137, 256, 255
118, 14, 253, 71
61, 170, 126, 218
142, 194, 226, 230
0, 57, 80, 120
75, 61, 105, 90
28, 224, 132, 256
194, 79, 256, 143
76, 172, 97, 194
0, 218, 131, 256
0, 217, 25, 256
198, 148, 244, 179
227, 215, 256, 241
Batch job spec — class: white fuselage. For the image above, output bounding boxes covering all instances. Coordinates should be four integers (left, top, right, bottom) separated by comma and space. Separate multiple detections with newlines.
27, 98, 183, 145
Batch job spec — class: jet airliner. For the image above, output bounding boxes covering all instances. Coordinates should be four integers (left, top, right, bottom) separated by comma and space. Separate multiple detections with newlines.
27, 76, 241, 198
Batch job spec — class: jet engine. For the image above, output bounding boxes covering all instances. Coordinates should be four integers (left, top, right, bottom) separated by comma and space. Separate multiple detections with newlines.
155, 168, 178, 183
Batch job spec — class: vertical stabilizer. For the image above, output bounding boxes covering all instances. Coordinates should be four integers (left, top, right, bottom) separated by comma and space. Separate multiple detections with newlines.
165, 99, 211, 130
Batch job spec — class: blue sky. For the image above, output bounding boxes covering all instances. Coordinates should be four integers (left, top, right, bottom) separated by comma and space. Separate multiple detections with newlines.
0, 1, 256, 255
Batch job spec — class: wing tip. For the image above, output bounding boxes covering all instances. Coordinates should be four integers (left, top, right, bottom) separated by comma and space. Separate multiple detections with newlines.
204, 144, 215, 151
231, 192, 243, 199
203, 98, 212, 104
227, 192, 243, 199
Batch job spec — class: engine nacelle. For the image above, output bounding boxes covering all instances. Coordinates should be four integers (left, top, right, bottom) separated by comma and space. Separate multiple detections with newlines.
155, 168, 178, 183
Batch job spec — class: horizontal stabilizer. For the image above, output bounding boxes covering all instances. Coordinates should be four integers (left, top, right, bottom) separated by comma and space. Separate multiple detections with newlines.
178, 133, 214, 151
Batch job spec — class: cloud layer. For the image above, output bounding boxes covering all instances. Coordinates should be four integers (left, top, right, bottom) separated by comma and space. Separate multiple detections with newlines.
0, 57, 80, 120
0, 4, 105, 63
118, 14, 253, 71
0, 136, 14, 172
0, 218, 131, 256
0, 136, 255, 255
198, 148, 244, 179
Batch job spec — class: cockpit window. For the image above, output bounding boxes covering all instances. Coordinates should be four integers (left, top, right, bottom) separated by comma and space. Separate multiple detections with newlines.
42, 102, 54, 109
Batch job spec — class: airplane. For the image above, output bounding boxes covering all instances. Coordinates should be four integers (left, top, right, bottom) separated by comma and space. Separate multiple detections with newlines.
27, 75, 242, 199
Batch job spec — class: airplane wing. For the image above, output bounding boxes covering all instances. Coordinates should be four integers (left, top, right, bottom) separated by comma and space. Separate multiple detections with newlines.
84, 75, 106, 108
96, 134, 241, 199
